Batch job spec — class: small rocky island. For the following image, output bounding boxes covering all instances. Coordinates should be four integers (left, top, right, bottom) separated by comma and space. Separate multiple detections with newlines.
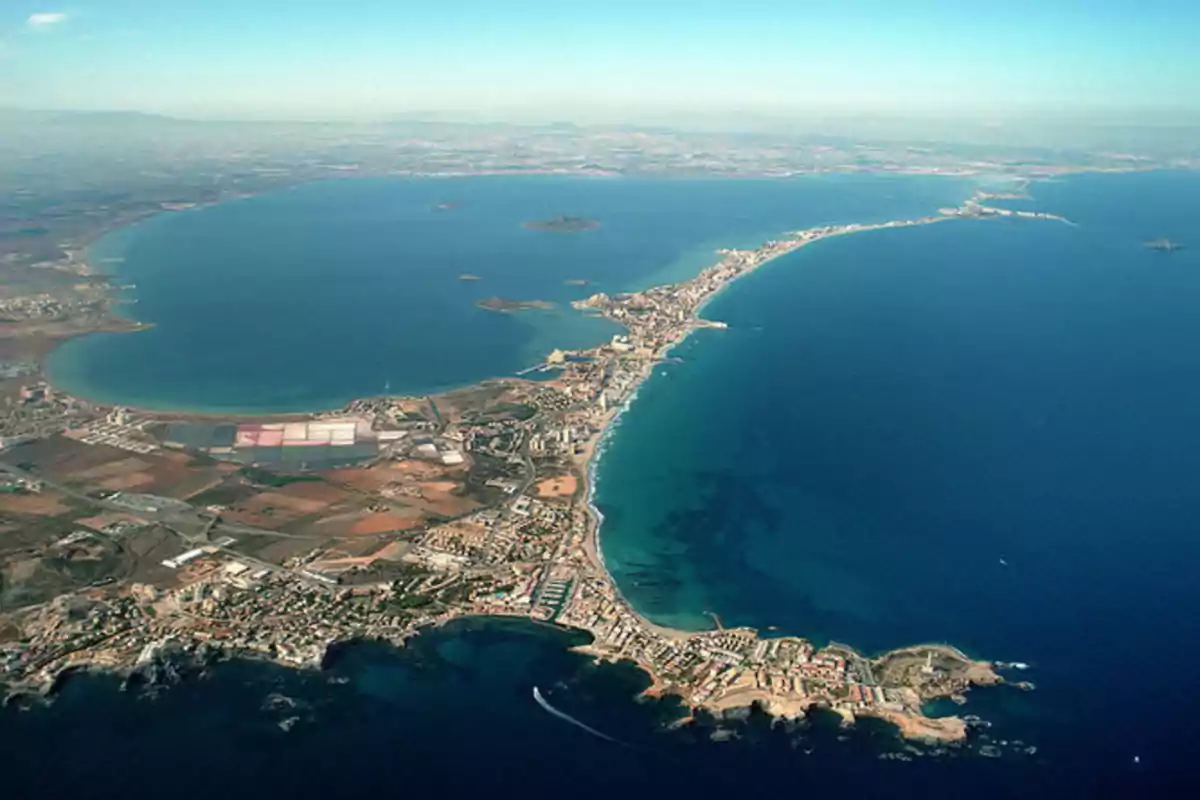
458, 274, 482, 281
523, 216, 600, 233
476, 297, 555, 313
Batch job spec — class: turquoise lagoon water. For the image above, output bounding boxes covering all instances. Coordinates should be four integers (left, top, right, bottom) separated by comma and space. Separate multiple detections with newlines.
47, 174, 969, 412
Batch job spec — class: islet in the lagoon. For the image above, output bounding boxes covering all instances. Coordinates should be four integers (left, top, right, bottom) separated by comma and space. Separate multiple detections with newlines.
523, 215, 601, 232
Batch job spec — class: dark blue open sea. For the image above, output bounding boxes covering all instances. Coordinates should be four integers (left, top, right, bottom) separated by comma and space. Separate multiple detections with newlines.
8, 172, 1199, 796
594, 170, 1200, 793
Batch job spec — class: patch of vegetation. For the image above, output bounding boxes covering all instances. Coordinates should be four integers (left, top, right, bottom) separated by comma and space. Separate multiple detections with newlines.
189, 484, 255, 508
482, 402, 538, 421
187, 452, 219, 467
439, 384, 508, 413
0, 539, 127, 612
389, 593, 434, 610
238, 467, 324, 487
439, 580, 482, 605
390, 562, 431, 580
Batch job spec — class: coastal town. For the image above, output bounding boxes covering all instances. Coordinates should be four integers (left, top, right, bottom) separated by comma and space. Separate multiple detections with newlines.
7, 0, 1200, 791
0, 193, 1048, 745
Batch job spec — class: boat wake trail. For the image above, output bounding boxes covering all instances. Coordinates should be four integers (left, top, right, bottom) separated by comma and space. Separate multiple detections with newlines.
532, 686, 626, 746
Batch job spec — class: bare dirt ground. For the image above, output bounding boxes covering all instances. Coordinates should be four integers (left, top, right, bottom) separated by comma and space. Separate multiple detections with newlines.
399, 490, 479, 519
224, 489, 340, 529
71, 456, 153, 482
93, 471, 156, 492
272, 481, 354, 505
0, 490, 72, 516
10, 438, 226, 497
324, 460, 457, 492
371, 540, 410, 561
534, 474, 578, 499
247, 491, 331, 515
348, 510, 423, 535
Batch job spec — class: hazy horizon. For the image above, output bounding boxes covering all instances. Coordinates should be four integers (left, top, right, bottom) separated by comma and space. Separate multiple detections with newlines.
2, 1, 1198, 125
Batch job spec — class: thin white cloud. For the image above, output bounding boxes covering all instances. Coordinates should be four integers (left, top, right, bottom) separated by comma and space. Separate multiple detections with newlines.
27, 12, 69, 28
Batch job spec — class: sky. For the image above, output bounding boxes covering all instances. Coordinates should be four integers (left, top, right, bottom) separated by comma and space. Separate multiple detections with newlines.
1, 1, 1198, 122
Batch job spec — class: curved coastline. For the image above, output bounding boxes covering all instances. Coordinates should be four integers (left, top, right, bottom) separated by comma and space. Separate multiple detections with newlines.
578, 223, 948, 635
16, 170, 1200, 787
40, 175, 689, 414
580, 378, 694, 642
543, 191, 1083, 739
41, 172, 997, 415
18, 185, 1060, 743
580, 227, 938, 640
574, 188, 1076, 643
45, 275, 602, 418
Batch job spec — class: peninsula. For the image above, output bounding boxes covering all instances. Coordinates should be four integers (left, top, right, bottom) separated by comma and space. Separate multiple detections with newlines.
523, 216, 600, 233
0, 192, 1054, 744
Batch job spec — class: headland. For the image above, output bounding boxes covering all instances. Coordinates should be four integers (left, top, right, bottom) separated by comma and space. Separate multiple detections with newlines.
0, 190, 1059, 744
